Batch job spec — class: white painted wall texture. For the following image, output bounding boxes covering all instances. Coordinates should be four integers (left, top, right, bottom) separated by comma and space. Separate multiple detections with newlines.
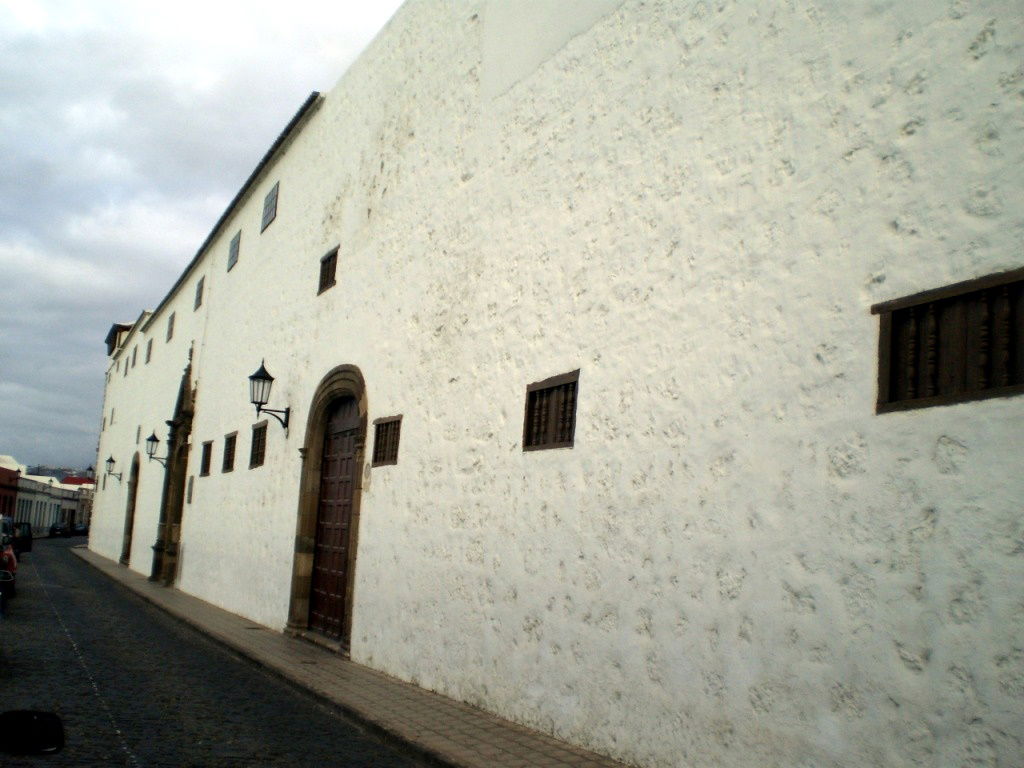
90, 2, 1023, 766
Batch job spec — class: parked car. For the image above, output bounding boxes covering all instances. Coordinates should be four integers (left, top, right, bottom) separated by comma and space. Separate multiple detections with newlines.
71, 523, 88, 537
49, 523, 67, 538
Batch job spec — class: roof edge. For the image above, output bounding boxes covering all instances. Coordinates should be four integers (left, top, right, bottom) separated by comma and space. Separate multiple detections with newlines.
141, 91, 323, 333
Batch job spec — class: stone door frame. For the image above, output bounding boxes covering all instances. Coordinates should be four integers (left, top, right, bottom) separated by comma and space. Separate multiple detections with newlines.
286, 364, 367, 654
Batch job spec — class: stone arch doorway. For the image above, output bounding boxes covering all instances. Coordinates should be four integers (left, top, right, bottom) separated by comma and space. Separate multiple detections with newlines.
120, 454, 141, 565
287, 365, 367, 654
150, 361, 195, 586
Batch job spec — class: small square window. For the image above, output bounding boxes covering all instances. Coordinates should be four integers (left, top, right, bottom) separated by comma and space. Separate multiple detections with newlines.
228, 231, 241, 271
372, 415, 402, 466
145, 338, 153, 364
318, 247, 338, 294
523, 369, 579, 451
200, 441, 212, 476
222, 433, 237, 473
166, 312, 175, 342
261, 181, 279, 232
250, 422, 267, 468
194, 276, 205, 310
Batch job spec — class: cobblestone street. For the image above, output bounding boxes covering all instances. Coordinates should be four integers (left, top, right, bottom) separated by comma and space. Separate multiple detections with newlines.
0, 538, 423, 767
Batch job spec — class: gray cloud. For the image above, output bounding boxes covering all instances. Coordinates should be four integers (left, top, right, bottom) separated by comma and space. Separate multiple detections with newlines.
0, 0, 404, 467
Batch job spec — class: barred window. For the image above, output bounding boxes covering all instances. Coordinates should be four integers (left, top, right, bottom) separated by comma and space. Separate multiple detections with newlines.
319, 247, 338, 294
250, 422, 267, 468
873, 268, 1024, 412
372, 416, 402, 466
261, 181, 279, 232
222, 433, 237, 473
200, 441, 212, 476
228, 231, 241, 271
523, 370, 579, 451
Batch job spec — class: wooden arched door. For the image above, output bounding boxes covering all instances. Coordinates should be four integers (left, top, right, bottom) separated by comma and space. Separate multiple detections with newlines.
308, 397, 361, 643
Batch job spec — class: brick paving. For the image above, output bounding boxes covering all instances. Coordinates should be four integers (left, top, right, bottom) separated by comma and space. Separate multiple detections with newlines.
73, 545, 630, 768
3, 538, 420, 767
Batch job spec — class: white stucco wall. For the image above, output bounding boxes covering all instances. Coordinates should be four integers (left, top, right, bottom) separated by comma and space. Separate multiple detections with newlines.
90, 1, 1023, 766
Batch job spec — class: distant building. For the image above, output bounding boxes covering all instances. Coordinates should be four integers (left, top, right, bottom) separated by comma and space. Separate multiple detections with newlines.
89, 2, 1023, 767
1, 455, 93, 533
0, 456, 19, 519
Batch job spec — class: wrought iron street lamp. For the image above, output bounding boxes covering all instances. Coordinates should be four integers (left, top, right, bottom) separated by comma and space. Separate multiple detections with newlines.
248, 360, 290, 429
105, 456, 122, 482
145, 432, 168, 466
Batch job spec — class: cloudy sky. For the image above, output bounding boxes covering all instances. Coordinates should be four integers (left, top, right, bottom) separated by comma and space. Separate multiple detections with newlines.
0, 0, 405, 469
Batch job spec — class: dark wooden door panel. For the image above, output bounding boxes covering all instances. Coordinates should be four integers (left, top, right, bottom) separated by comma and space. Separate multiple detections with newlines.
309, 397, 360, 643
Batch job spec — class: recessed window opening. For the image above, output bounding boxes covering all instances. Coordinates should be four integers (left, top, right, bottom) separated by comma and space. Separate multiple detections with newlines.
222, 433, 237, 472
261, 181, 279, 232
166, 312, 175, 342
318, 247, 338, 294
194, 276, 205, 310
873, 268, 1024, 412
523, 369, 580, 451
372, 415, 402, 466
228, 231, 241, 271
250, 422, 267, 468
200, 441, 212, 476
146, 339, 153, 364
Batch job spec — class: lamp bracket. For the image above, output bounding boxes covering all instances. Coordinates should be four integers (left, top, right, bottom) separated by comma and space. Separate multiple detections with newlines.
256, 404, 290, 430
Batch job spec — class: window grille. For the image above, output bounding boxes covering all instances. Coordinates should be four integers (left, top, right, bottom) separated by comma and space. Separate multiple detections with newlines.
319, 247, 338, 294
222, 433, 237, 472
261, 182, 279, 232
372, 416, 402, 466
873, 268, 1024, 412
200, 441, 212, 476
250, 423, 267, 468
523, 370, 579, 451
228, 231, 241, 271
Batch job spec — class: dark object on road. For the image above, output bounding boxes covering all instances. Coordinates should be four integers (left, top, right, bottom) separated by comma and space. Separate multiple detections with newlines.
12, 521, 32, 555
0, 711, 65, 754
71, 523, 89, 537
49, 523, 68, 538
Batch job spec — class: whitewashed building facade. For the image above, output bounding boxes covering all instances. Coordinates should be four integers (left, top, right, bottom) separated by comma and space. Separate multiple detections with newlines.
90, 2, 1023, 766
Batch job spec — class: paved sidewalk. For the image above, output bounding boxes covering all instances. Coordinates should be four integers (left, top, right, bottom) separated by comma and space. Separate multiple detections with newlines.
72, 546, 629, 768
